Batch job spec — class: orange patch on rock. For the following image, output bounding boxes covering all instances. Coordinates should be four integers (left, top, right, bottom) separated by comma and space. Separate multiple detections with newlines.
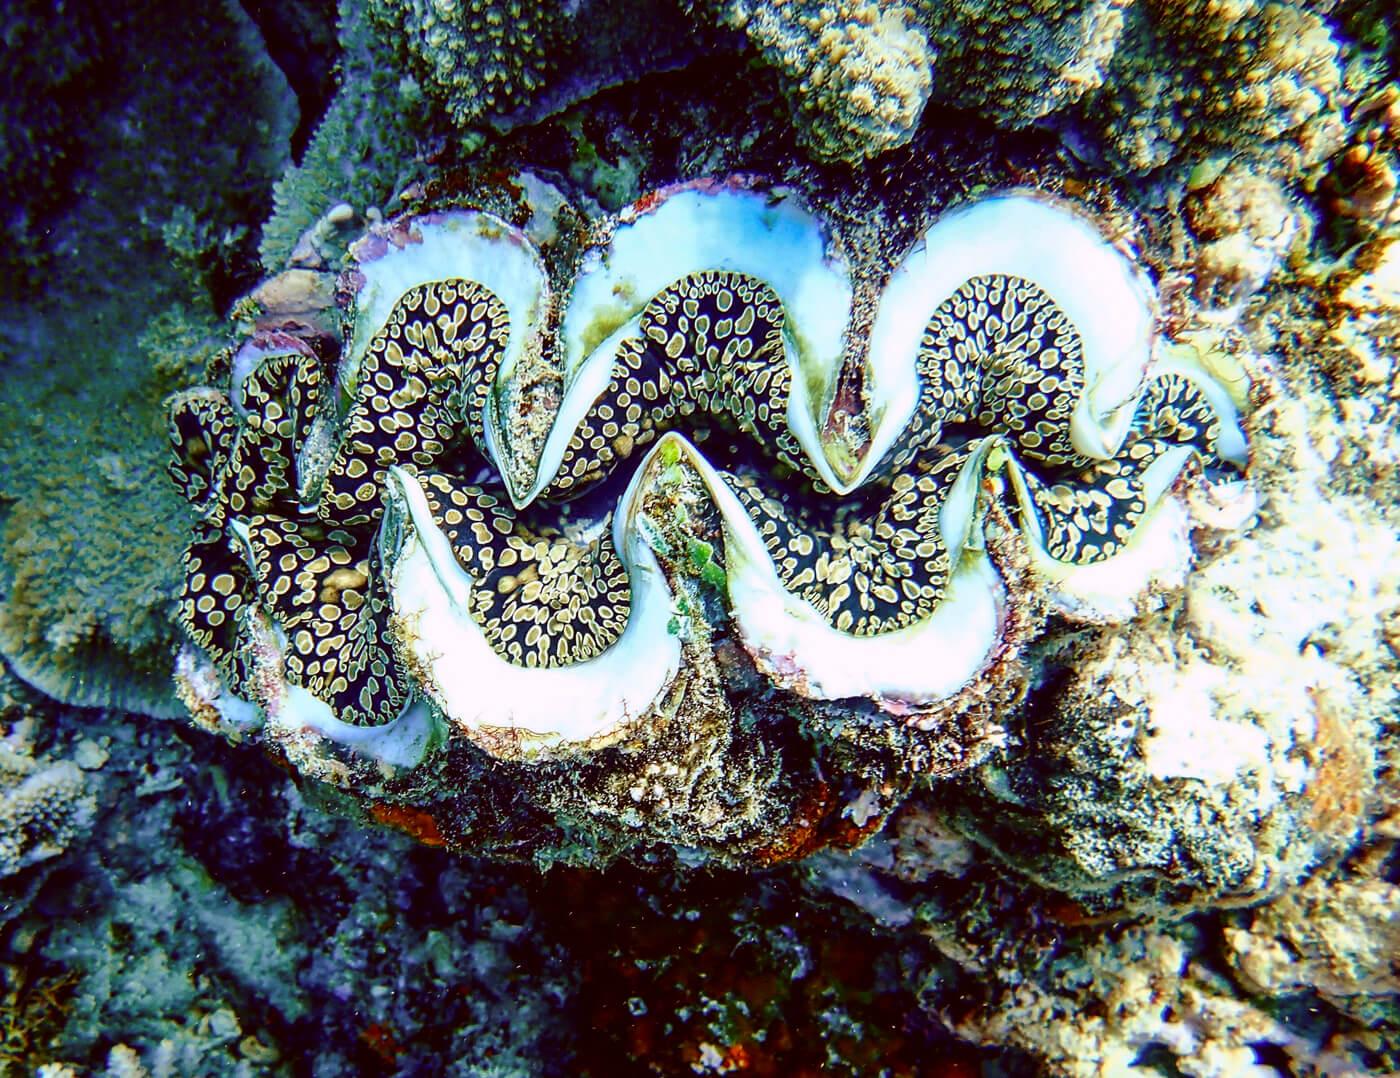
369, 801, 446, 846
359, 1023, 403, 1064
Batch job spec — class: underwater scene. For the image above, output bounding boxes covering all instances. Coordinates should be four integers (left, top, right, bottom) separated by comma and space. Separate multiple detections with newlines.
1, 0, 1397, 1074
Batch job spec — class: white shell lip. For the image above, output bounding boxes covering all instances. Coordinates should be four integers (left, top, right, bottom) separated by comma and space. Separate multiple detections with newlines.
1025, 488, 1197, 623
1146, 351, 1251, 469
379, 464, 682, 759
229, 331, 318, 418
561, 177, 852, 379
651, 432, 1006, 708
338, 208, 553, 496
244, 606, 439, 769
266, 686, 441, 770
858, 189, 1159, 489
523, 178, 858, 506
175, 633, 438, 770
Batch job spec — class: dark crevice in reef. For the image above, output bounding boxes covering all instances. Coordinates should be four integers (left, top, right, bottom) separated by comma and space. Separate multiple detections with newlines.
237, 0, 341, 162
1, 0, 292, 309
519, 862, 991, 1078
170, 729, 350, 911
1131, 1042, 1191, 1076
0, 0, 121, 298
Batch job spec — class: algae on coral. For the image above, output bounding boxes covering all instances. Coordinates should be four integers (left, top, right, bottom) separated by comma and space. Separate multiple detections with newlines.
0, 0, 295, 715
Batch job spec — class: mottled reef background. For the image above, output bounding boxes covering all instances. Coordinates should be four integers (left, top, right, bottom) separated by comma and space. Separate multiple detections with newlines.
1, 0, 1399, 1075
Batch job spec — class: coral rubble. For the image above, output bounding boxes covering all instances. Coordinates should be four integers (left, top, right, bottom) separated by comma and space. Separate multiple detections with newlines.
0, 738, 94, 882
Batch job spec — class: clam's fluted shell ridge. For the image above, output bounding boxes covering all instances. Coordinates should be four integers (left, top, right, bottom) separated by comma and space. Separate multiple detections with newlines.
168, 177, 1250, 769
382, 462, 681, 754
863, 193, 1159, 481
661, 434, 1007, 707
533, 183, 858, 502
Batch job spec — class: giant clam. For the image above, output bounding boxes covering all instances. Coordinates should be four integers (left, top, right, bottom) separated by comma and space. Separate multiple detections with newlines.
166, 175, 1249, 861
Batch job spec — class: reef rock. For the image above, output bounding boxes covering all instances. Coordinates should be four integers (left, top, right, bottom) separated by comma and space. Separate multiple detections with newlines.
0, 735, 95, 881
716, 0, 934, 162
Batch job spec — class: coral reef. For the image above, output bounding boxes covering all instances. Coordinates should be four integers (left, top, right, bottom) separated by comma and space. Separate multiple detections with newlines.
6, 708, 578, 1077
710, 0, 1350, 174
941, 915, 1325, 1076
930, 393, 1395, 914
4, 693, 980, 1077
256, 2, 429, 272
1084, 0, 1347, 175
1226, 839, 1400, 1007
367, 0, 558, 127
715, 0, 933, 162
1185, 164, 1303, 314
917, 0, 1126, 126
258, 0, 726, 270
0, 732, 94, 881
1320, 85, 1400, 241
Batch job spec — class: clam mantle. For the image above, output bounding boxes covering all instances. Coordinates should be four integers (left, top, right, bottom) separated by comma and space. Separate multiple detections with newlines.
166, 176, 1248, 856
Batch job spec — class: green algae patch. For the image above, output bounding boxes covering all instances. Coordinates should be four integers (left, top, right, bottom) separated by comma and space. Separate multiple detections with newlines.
573, 297, 638, 367
686, 538, 728, 590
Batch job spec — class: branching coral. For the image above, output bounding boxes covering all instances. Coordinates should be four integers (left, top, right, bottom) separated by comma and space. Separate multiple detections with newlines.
367, 0, 557, 128
258, 3, 428, 272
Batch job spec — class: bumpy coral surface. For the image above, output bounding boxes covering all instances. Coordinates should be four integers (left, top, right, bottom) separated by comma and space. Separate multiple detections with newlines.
164, 174, 1247, 863
716, 0, 933, 162
0, 738, 94, 880
1086, 0, 1347, 174
368, 0, 556, 127
918, 0, 1127, 123
712, 0, 1350, 173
